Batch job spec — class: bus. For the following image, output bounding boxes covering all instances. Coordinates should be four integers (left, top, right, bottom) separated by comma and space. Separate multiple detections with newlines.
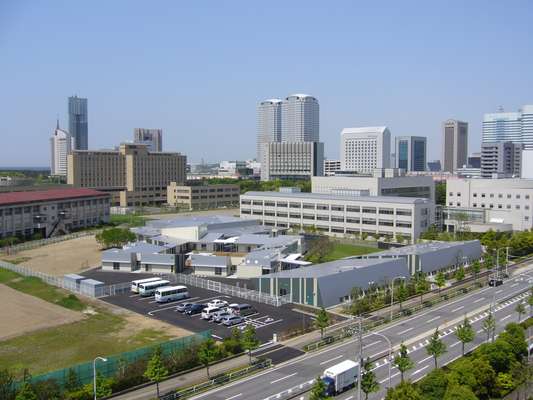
131, 277, 163, 293
138, 280, 171, 297
155, 286, 189, 303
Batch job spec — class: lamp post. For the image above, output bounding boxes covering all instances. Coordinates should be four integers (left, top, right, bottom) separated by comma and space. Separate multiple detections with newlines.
369, 332, 393, 389
93, 356, 108, 400
390, 276, 406, 322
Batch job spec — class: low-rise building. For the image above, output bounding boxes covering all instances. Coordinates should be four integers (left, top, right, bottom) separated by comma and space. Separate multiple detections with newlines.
261, 142, 324, 181
0, 188, 110, 239
240, 190, 434, 241
166, 182, 240, 210
324, 160, 341, 176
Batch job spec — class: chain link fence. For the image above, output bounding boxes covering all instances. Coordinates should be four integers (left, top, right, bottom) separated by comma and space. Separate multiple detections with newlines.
0, 230, 97, 255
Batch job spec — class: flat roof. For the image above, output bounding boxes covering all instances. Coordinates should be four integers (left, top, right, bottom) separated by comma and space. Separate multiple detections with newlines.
0, 188, 109, 206
242, 191, 427, 205
352, 240, 480, 258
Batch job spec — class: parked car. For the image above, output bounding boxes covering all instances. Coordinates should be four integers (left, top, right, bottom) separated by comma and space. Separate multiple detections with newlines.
201, 306, 222, 320
489, 278, 503, 287
186, 304, 206, 316
208, 299, 229, 308
222, 315, 245, 326
176, 302, 194, 313
229, 303, 257, 316
212, 310, 232, 323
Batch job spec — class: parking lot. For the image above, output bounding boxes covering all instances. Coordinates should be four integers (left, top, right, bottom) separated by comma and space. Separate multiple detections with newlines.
85, 270, 314, 342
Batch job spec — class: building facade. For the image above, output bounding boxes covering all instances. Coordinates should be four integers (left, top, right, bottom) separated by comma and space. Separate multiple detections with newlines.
340, 127, 391, 173
241, 191, 434, 241
324, 159, 341, 176
133, 128, 162, 152
68, 95, 88, 150
281, 94, 319, 142
482, 105, 533, 149
394, 136, 427, 172
257, 99, 282, 168
68, 143, 186, 207
442, 120, 468, 172
50, 121, 73, 177
166, 183, 240, 210
0, 188, 110, 239
480, 142, 523, 178
261, 142, 324, 181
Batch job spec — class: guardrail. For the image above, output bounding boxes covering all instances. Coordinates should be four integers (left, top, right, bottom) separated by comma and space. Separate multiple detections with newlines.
0, 230, 96, 254
160, 359, 272, 400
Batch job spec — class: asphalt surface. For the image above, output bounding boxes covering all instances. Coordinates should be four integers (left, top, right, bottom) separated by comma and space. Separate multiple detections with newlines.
186, 266, 533, 400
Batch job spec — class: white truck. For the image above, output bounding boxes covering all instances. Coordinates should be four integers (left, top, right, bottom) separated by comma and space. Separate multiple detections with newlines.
322, 359, 359, 396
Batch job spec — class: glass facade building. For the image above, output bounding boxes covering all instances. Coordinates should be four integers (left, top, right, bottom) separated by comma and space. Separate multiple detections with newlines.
68, 96, 88, 150
482, 105, 533, 150
394, 136, 427, 172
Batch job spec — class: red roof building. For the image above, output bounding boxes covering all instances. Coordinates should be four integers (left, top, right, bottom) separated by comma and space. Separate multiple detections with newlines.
0, 188, 108, 207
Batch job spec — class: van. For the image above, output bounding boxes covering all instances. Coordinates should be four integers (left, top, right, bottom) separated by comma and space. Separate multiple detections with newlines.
201, 306, 221, 320
229, 303, 256, 316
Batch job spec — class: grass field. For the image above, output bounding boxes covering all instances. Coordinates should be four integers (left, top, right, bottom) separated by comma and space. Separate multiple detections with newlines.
323, 242, 381, 262
109, 214, 149, 227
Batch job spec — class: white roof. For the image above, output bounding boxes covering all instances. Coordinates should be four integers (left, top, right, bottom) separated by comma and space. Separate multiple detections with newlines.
341, 126, 388, 135
324, 359, 358, 374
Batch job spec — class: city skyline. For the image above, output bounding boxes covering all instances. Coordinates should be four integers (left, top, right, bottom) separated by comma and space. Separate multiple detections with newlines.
1, 1, 533, 166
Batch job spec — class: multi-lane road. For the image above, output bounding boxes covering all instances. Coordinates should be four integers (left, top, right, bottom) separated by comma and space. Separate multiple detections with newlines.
189, 266, 533, 400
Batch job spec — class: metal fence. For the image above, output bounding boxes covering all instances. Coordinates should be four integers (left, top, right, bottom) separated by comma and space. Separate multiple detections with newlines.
0, 230, 96, 254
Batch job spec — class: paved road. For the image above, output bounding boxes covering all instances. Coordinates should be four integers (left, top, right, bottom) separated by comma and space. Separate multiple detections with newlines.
187, 266, 533, 400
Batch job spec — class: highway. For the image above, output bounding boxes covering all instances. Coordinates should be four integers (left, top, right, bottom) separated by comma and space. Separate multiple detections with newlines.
188, 266, 533, 400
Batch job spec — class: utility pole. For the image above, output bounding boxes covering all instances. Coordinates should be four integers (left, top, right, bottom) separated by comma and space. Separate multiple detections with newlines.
505, 246, 509, 277
357, 317, 363, 400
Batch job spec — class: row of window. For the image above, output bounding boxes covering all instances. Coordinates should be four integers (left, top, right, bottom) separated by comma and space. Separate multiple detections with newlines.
450, 192, 531, 200
449, 202, 530, 211
242, 201, 412, 216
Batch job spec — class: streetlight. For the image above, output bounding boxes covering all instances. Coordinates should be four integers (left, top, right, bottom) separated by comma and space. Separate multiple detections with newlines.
93, 356, 108, 400
368, 332, 393, 390
390, 276, 406, 322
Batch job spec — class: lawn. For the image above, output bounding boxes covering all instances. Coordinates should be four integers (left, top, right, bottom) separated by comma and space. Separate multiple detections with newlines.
109, 214, 149, 227
323, 242, 381, 262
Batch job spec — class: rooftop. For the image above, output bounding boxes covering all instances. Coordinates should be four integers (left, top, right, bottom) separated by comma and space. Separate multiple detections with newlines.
0, 188, 108, 206
341, 126, 388, 135
350, 240, 481, 258
242, 191, 428, 205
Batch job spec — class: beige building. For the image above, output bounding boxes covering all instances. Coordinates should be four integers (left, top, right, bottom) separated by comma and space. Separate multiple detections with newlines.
68, 143, 186, 207
442, 119, 468, 172
167, 183, 240, 210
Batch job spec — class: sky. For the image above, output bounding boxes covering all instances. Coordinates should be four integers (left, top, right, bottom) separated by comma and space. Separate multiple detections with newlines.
1, 1, 532, 167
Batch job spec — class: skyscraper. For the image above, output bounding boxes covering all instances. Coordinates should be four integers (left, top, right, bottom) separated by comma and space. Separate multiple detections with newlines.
482, 105, 533, 150
256, 99, 282, 167
480, 142, 522, 178
68, 96, 88, 150
281, 94, 319, 142
340, 126, 391, 173
134, 128, 163, 152
394, 136, 427, 172
442, 120, 468, 172
50, 120, 73, 176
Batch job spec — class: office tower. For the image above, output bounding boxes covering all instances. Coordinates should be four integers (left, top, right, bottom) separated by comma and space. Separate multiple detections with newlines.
394, 136, 427, 172
261, 142, 324, 181
324, 159, 341, 176
480, 142, 523, 178
68, 96, 88, 150
427, 160, 442, 172
50, 120, 73, 176
340, 127, 391, 173
257, 99, 282, 167
442, 120, 468, 172
482, 105, 533, 149
467, 153, 481, 168
133, 128, 162, 152
281, 94, 319, 142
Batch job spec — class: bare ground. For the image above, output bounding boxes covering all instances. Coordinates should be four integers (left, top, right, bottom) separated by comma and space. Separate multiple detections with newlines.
149, 208, 240, 220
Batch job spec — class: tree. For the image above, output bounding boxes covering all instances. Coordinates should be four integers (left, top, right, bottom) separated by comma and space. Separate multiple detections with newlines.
197, 338, 219, 379
498, 322, 528, 360
64, 369, 80, 393
15, 382, 37, 400
385, 381, 422, 400
396, 282, 408, 312
144, 347, 169, 399
306, 236, 334, 263
470, 260, 481, 282
455, 316, 475, 356
393, 343, 414, 382
242, 324, 260, 364
454, 266, 465, 281
315, 307, 330, 339
515, 301, 526, 322
222, 328, 243, 355
361, 358, 379, 400
494, 372, 514, 397
418, 369, 448, 400
0, 369, 16, 400
309, 376, 330, 400
435, 182, 446, 206
473, 340, 515, 374
482, 311, 496, 343
415, 274, 429, 305
443, 384, 478, 400
435, 272, 446, 294
528, 287, 533, 318
470, 356, 496, 399
95, 227, 136, 249
83, 373, 111, 399
426, 328, 447, 368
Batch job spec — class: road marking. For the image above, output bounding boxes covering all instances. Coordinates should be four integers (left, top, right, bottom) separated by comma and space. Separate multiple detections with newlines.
473, 297, 485, 304
212, 334, 223, 340
363, 340, 381, 349
319, 355, 343, 365
450, 341, 461, 348
495, 289, 503, 294
225, 394, 242, 400
426, 316, 440, 324
412, 365, 430, 375
397, 327, 414, 335
157, 296, 200, 307
380, 372, 400, 383
501, 314, 512, 322
477, 329, 484, 334
451, 306, 464, 313
511, 283, 519, 288
419, 355, 432, 363
270, 372, 297, 384
148, 305, 181, 315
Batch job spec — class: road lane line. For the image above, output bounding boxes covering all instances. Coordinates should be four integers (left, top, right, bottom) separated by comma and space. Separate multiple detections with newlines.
473, 297, 485, 303
451, 306, 464, 313
225, 394, 242, 400
412, 365, 430, 375
450, 341, 460, 348
495, 289, 503, 294
319, 355, 343, 365
501, 314, 512, 322
477, 329, 484, 334
363, 340, 381, 349
380, 372, 400, 383
397, 327, 414, 335
419, 356, 432, 363
270, 372, 297, 384
510, 283, 519, 288
426, 316, 440, 324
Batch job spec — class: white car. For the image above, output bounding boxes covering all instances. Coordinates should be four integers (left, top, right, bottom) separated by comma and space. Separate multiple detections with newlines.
208, 299, 228, 308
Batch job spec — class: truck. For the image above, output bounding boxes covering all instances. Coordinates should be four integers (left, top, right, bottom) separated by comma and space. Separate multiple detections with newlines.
322, 359, 359, 396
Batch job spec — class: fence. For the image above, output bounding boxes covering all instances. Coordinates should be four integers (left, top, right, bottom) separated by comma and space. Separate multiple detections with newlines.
26, 331, 211, 389
262, 378, 315, 400
0, 230, 96, 254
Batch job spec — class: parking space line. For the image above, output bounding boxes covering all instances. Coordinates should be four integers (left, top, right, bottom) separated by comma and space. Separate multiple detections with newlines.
156, 296, 200, 307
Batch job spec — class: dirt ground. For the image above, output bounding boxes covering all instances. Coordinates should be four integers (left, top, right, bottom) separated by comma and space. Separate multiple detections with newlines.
0, 284, 83, 341
149, 208, 240, 220
2, 235, 102, 276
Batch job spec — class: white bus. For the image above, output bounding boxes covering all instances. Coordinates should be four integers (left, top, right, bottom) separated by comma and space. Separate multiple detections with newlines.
138, 280, 171, 297
155, 286, 189, 303
131, 277, 163, 293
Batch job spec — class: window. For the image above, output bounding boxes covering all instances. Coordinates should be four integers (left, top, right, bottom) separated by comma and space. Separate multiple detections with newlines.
113, 262, 119, 270
481, 194, 486, 198
317, 204, 329, 211
516, 205, 520, 210
457, 193, 461, 197
331, 205, 344, 212
331, 216, 344, 223
215, 267, 222, 275
489, 194, 494, 198
473, 203, 477, 207
362, 207, 376, 214
473, 193, 477, 198
507, 194, 511, 199
516, 194, 521, 199
506, 204, 511, 209
347, 206, 360, 213
449, 192, 454, 196
498, 194, 503, 198
396, 209, 412, 216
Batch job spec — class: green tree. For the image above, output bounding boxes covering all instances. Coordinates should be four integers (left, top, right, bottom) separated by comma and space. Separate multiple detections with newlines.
473, 340, 515, 374
396, 282, 408, 312
361, 358, 379, 400
393, 343, 414, 382
309, 376, 330, 400
222, 328, 243, 355
443, 384, 478, 400
454, 266, 465, 281
15, 382, 37, 400
528, 287, 533, 317
83, 373, 111, 399
498, 322, 528, 360
435, 182, 446, 206
494, 372, 514, 397
455, 316, 475, 356
482, 311, 496, 342
418, 369, 448, 400
515, 301, 526, 322
426, 328, 447, 368
95, 227, 136, 249
64, 369, 80, 393
435, 272, 446, 294
470, 260, 481, 282
470, 356, 496, 399
0, 369, 16, 400
242, 324, 260, 364
198, 338, 219, 378
385, 381, 422, 400
315, 307, 330, 339
415, 274, 429, 305
306, 236, 334, 263
144, 347, 169, 399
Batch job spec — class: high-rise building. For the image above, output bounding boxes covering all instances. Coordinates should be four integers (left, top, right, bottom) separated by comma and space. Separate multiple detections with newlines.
133, 128, 162, 152
68, 96, 88, 150
482, 105, 533, 150
442, 120, 468, 172
340, 127, 391, 173
281, 94, 319, 142
480, 142, 523, 178
467, 153, 481, 168
257, 99, 282, 168
50, 120, 73, 177
394, 136, 427, 172
261, 142, 324, 181
427, 160, 442, 172
324, 159, 341, 176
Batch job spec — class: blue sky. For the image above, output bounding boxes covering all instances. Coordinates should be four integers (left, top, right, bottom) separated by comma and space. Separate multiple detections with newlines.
1, 0, 532, 166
